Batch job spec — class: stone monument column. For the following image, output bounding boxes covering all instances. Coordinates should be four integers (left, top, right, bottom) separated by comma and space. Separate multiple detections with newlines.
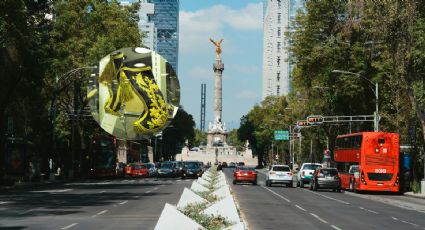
213, 59, 224, 122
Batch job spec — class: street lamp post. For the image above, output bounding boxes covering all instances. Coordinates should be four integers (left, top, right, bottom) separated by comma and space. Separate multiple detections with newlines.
332, 70, 379, 132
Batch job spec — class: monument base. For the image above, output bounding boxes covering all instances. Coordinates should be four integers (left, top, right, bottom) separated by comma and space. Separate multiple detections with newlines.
207, 131, 228, 148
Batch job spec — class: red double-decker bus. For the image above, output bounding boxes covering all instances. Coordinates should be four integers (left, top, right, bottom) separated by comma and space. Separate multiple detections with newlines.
88, 136, 117, 178
334, 132, 400, 193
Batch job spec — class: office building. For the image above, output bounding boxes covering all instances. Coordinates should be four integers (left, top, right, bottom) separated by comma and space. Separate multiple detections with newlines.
262, 0, 305, 99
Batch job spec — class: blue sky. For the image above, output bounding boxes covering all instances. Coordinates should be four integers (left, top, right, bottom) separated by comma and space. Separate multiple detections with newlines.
179, 0, 263, 130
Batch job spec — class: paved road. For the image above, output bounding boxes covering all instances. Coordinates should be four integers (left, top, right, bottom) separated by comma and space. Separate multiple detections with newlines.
0, 177, 192, 230
223, 168, 425, 230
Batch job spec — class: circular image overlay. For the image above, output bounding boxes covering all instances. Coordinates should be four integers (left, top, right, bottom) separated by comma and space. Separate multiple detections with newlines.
87, 47, 180, 140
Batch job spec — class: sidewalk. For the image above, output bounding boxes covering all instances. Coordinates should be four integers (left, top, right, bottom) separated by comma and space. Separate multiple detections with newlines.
404, 191, 425, 200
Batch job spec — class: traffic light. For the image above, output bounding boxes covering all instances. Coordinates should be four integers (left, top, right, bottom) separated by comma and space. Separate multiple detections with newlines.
296, 120, 309, 127
307, 115, 324, 125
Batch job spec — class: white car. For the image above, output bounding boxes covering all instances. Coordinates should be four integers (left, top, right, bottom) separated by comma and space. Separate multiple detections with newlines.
296, 163, 322, 187
266, 165, 293, 187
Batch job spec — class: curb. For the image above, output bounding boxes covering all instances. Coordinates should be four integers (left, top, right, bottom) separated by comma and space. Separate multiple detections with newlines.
404, 192, 425, 200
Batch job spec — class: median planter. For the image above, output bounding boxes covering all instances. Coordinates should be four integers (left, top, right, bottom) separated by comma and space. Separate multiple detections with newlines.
155, 167, 246, 230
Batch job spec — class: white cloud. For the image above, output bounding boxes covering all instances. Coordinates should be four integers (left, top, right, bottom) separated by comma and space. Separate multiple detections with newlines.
237, 90, 259, 99
179, 3, 263, 55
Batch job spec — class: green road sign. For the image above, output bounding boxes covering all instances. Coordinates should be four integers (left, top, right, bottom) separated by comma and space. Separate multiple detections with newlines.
274, 130, 289, 141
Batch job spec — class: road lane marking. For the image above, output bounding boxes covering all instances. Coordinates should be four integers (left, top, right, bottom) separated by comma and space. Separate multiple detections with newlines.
392, 217, 398, 221
92, 210, 108, 218
145, 190, 151, 194
304, 189, 350, 205
331, 225, 342, 230
19, 209, 37, 215
61, 223, 78, 230
99, 191, 106, 193
310, 213, 328, 224
152, 187, 159, 191
119, 201, 128, 205
401, 220, 419, 227
262, 186, 291, 203
359, 206, 378, 214
295, 205, 306, 211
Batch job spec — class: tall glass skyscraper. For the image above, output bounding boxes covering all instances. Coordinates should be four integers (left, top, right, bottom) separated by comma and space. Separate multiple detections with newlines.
262, 0, 305, 99
120, 0, 179, 73
148, 0, 179, 73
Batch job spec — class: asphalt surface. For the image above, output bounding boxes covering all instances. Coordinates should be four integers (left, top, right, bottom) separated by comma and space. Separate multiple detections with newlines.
223, 168, 425, 230
0, 177, 192, 230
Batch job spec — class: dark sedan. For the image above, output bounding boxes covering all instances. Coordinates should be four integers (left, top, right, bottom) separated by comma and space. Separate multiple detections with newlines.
310, 168, 341, 192
181, 161, 203, 179
157, 161, 177, 178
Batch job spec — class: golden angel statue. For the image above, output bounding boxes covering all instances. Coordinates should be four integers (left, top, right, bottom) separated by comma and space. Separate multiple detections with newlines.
209, 38, 224, 58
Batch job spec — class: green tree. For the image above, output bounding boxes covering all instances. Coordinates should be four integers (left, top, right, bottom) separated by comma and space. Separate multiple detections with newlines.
227, 129, 244, 152
191, 129, 207, 148
47, 0, 142, 174
0, 0, 51, 178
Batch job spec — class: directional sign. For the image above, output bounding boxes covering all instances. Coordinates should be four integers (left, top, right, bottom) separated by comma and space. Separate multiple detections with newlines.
274, 130, 289, 141
307, 115, 324, 125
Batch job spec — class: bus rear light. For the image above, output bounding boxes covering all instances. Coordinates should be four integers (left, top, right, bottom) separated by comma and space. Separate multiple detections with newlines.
394, 173, 400, 186
361, 171, 367, 185
375, 148, 379, 153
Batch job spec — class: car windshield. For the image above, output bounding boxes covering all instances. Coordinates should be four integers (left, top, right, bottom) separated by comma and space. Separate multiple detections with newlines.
134, 165, 146, 169
184, 162, 199, 169
321, 169, 338, 176
238, 166, 255, 171
304, 164, 321, 170
349, 166, 359, 174
161, 163, 173, 169
272, 166, 290, 172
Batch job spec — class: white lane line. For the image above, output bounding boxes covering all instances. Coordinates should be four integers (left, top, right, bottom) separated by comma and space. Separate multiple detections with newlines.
152, 187, 159, 191
61, 223, 78, 230
119, 200, 128, 205
0, 201, 8, 205
99, 191, 106, 193
145, 190, 152, 194
367, 209, 378, 214
135, 196, 140, 198
401, 220, 419, 227
92, 209, 108, 218
19, 209, 37, 215
304, 189, 350, 205
392, 217, 398, 221
331, 225, 342, 230
176, 179, 181, 182
31, 189, 72, 193
310, 213, 328, 224
262, 186, 291, 203
295, 205, 306, 211
359, 206, 378, 214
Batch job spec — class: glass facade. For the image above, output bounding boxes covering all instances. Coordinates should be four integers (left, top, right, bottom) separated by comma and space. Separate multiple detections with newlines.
149, 0, 179, 73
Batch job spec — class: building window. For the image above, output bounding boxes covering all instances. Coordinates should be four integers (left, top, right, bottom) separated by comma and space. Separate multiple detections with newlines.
277, 56, 281, 66
277, 71, 280, 81
278, 0, 281, 9
277, 85, 280, 95
277, 42, 281, 53
277, 13, 281, 24
277, 27, 281, 38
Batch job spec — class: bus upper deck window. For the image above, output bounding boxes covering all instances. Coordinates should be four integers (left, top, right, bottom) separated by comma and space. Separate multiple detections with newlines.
378, 138, 385, 145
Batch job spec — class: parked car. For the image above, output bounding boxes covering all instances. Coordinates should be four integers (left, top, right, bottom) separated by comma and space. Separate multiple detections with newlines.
228, 162, 236, 168
233, 166, 257, 185
266, 165, 293, 187
182, 161, 203, 179
125, 163, 135, 176
145, 163, 157, 177
157, 161, 176, 177
309, 168, 341, 192
221, 162, 228, 168
130, 163, 149, 177
296, 163, 322, 187
172, 161, 184, 177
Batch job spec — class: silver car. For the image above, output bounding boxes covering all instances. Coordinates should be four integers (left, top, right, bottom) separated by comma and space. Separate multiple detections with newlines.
310, 168, 341, 192
266, 165, 293, 187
